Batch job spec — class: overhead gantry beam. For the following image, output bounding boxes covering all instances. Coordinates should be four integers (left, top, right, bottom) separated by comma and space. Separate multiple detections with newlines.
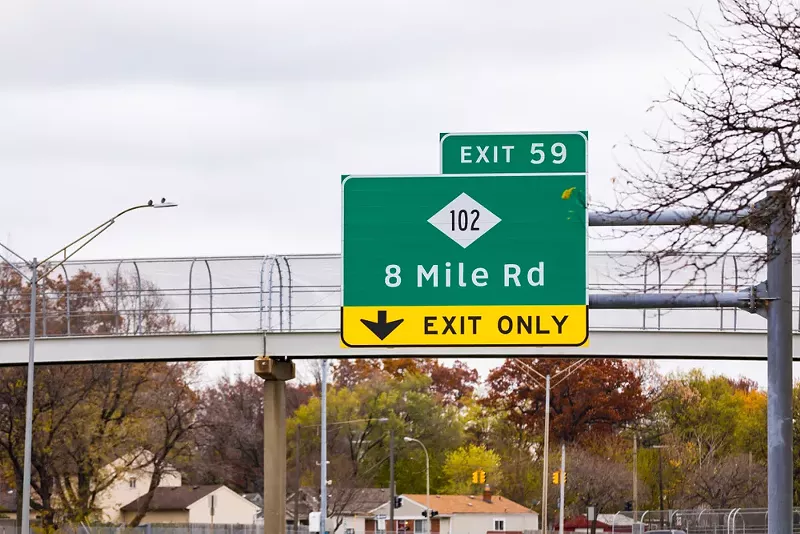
0, 329, 797, 364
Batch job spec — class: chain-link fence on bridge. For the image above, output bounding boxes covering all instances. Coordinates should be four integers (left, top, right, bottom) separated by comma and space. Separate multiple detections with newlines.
3, 250, 800, 338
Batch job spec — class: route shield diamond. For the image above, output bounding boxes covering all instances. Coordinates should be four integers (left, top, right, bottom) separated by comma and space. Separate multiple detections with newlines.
427, 192, 501, 248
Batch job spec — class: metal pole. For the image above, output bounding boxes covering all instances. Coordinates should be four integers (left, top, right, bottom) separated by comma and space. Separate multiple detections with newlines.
588, 207, 751, 227
765, 189, 793, 534
589, 291, 752, 309
20, 259, 37, 534
658, 449, 664, 528
389, 428, 395, 534
424, 445, 430, 534
559, 442, 565, 534
295, 429, 300, 534
320, 359, 328, 534
633, 434, 638, 521
541, 374, 551, 534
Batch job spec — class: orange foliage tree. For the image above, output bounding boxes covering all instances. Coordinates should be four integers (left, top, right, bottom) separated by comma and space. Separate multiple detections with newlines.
484, 358, 651, 443
333, 358, 479, 407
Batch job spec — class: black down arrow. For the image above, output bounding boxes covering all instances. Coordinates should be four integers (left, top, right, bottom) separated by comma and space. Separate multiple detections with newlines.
360, 310, 404, 340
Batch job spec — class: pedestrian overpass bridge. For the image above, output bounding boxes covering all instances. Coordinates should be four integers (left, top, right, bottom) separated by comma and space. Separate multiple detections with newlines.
1, 251, 799, 365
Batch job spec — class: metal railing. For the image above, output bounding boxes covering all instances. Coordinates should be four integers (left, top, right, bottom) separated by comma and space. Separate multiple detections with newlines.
2, 251, 798, 339
607, 507, 800, 533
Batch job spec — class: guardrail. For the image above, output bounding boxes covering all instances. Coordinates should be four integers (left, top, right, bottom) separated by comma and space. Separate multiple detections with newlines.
1, 251, 798, 338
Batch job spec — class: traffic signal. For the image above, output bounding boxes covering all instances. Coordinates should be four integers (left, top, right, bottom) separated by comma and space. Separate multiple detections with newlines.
552, 470, 560, 484
472, 469, 486, 484
624, 501, 633, 512
394, 497, 402, 508
430, 510, 439, 518
472, 471, 478, 484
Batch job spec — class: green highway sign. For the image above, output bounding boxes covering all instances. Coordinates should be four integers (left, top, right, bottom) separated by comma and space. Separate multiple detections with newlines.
440, 131, 588, 175
341, 169, 588, 348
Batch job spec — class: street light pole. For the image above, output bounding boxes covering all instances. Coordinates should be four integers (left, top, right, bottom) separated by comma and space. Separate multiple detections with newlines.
404, 437, 430, 534
20, 258, 36, 532
320, 359, 328, 534
297, 416, 388, 531
652, 445, 666, 528
0, 199, 177, 534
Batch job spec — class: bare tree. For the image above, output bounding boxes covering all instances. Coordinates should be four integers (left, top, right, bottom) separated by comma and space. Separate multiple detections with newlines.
566, 446, 640, 534
126, 363, 203, 527
614, 0, 799, 277
679, 453, 766, 508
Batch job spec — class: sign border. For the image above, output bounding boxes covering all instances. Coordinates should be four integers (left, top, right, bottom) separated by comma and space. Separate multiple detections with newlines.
340, 171, 589, 349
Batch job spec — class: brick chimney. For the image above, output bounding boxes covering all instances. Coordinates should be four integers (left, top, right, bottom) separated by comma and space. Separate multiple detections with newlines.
482, 483, 492, 503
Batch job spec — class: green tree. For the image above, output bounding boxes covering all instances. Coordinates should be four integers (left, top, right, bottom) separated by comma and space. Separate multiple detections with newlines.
658, 370, 766, 461
442, 444, 501, 495
288, 372, 463, 511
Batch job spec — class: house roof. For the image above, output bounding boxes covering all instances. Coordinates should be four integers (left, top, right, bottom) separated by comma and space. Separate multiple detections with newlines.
339, 488, 391, 514
121, 485, 223, 512
0, 490, 16, 513
286, 487, 391, 518
402, 494, 534, 515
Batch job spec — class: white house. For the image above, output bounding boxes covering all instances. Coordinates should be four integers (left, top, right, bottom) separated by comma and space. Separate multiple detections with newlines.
366, 487, 539, 534
93, 452, 182, 524
120, 485, 261, 525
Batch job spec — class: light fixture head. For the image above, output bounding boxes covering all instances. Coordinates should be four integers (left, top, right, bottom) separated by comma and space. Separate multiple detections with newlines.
403, 437, 414, 443
151, 198, 178, 208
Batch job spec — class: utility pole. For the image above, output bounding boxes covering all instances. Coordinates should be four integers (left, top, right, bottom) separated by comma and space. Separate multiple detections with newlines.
389, 428, 395, 533
633, 434, 638, 522
657, 447, 664, 528
295, 430, 301, 534
559, 442, 565, 534
541, 374, 551, 534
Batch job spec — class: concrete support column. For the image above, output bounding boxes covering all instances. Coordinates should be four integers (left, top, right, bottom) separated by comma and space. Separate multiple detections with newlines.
255, 357, 296, 534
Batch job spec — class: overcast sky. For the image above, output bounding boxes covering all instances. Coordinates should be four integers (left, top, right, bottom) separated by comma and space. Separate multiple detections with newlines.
1, 0, 790, 387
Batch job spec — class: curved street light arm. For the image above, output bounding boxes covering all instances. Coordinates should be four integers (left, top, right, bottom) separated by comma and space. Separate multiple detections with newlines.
39, 200, 177, 279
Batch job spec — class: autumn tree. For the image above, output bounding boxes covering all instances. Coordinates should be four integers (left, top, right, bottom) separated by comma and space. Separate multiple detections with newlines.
614, 0, 800, 273
333, 358, 479, 406
484, 358, 650, 443
656, 370, 766, 462
0, 264, 185, 527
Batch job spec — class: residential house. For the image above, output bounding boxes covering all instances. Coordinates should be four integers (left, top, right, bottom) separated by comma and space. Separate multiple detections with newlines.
94, 452, 182, 524
120, 485, 260, 525
366, 486, 538, 534
285, 488, 390, 532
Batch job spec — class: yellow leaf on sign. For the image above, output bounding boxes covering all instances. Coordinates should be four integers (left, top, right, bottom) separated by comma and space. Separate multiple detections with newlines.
561, 187, 576, 200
